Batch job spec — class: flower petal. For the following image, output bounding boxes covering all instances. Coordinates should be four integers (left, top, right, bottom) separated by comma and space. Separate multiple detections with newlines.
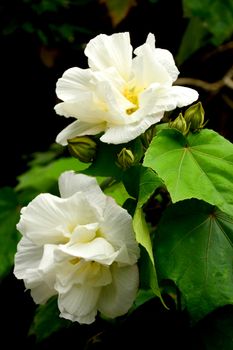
98, 263, 139, 318
30, 282, 57, 304
100, 197, 140, 264
60, 237, 118, 265
54, 93, 106, 121
14, 237, 43, 279
133, 44, 172, 88
58, 285, 100, 324
100, 113, 163, 144
85, 32, 132, 80
58, 172, 106, 213
56, 120, 106, 146
17, 192, 101, 245
14, 237, 56, 304
56, 67, 93, 101
134, 33, 179, 82
140, 84, 199, 114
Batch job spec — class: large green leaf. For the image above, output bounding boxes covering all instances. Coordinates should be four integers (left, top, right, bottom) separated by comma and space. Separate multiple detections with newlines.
29, 297, 71, 342
144, 128, 233, 216
0, 187, 20, 278
155, 199, 233, 322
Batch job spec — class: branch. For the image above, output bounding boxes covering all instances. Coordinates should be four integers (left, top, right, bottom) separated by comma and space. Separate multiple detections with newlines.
175, 65, 233, 92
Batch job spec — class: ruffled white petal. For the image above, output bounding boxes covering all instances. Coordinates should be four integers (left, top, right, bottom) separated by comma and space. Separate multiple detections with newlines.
139, 85, 199, 114
132, 44, 172, 88
100, 197, 140, 264
98, 263, 139, 318
14, 237, 43, 279
56, 67, 94, 101
100, 113, 163, 144
85, 32, 132, 80
14, 237, 56, 304
58, 285, 100, 324
56, 120, 106, 146
60, 237, 118, 265
134, 33, 179, 82
59, 172, 106, 212
30, 281, 56, 304
17, 192, 101, 245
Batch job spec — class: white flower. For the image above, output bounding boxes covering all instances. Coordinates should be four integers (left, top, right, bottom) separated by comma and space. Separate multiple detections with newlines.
55, 32, 198, 145
14, 171, 140, 324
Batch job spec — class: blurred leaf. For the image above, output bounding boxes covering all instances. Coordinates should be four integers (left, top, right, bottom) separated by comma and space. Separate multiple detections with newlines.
199, 306, 233, 349
16, 157, 89, 192
176, 16, 209, 65
28, 144, 64, 167
156, 200, 233, 322
100, 0, 136, 26
0, 187, 20, 278
144, 128, 233, 216
29, 297, 71, 342
182, 0, 233, 46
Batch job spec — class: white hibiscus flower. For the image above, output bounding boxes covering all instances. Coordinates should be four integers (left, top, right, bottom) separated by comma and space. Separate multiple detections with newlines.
55, 32, 198, 145
14, 171, 140, 324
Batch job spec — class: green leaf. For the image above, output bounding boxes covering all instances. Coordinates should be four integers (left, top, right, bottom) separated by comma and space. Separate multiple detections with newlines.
83, 142, 122, 179
176, 16, 209, 65
29, 297, 71, 342
133, 207, 161, 299
16, 157, 88, 193
144, 128, 233, 216
104, 181, 131, 206
0, 187, 20, 278
155, 199, 233, 322
182, 0, 233, 46
138, 167, 163, 208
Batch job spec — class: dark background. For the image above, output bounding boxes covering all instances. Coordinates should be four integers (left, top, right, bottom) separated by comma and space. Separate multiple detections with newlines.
0, 0, 233, 348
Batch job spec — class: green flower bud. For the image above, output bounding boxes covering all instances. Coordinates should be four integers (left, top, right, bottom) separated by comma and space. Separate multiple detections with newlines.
67, 136, 97, 163
169, 113, 190, 135
141, 125, 156, 149
184, 102, 205, 131
116, 148, 135, 170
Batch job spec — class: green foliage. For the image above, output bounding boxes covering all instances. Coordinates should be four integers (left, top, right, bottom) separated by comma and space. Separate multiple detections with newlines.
155, 200, 233, 322
104, 181, 131, 206
100, 0, 136, 26
29, 297, 71, 342
144, 128, 233, 216
178, 0, 233, 63
138, 167, 163, 208
0, 188, 20, 278
16, 157, 88, 193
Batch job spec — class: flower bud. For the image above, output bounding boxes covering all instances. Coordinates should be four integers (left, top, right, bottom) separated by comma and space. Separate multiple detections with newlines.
169, 113, 190, 135
116, 148, 135, 170
67, 136, 97, 163
141, 125, 156, 149
184, 102, 205, 131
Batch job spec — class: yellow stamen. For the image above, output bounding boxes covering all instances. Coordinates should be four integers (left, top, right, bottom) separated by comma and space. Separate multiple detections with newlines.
124, 88, 139, 115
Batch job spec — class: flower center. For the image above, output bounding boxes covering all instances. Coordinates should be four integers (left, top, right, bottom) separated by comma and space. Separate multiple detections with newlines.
124, 88, 139, 115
